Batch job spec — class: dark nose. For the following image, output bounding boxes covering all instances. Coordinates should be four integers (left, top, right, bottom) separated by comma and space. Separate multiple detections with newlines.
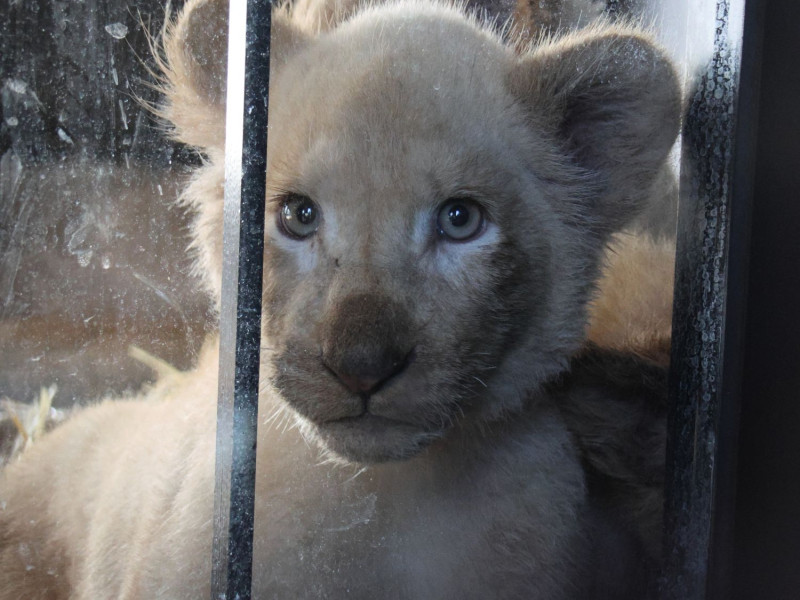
326, 345, 413, 396
321, 293, 414, 397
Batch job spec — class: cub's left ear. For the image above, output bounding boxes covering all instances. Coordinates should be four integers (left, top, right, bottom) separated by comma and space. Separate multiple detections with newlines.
508, 26, 682, 236
161, 0, 309, 151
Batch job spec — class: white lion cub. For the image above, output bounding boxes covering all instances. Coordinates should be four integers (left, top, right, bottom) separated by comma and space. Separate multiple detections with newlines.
0, 1, 680, 598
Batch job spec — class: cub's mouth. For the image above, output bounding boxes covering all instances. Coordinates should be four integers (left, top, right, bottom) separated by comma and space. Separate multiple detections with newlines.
272, 345, 460, 464
272, 293, 476, 463
312, 413, 444, 464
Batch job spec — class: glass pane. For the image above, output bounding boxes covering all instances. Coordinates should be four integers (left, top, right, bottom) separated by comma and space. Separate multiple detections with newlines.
0, 0, 212, 592
0, 0, 749, 598
0, 0, 211, 420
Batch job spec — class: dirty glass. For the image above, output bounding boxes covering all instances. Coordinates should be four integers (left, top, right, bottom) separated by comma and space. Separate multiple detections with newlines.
0, 0, 756, 598
1, 0, 210, 430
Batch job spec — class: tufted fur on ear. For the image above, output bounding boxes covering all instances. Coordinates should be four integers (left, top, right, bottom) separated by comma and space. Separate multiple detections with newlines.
159, 0, 310, 152
158, 0, 227, 151
508, 23, 681, 239
158, 0, 314, 303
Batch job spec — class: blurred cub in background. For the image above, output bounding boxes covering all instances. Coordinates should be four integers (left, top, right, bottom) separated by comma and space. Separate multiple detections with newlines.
0, 0, 679, 598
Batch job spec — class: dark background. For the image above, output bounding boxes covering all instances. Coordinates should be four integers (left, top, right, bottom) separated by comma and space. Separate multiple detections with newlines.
731, 0, 800, 598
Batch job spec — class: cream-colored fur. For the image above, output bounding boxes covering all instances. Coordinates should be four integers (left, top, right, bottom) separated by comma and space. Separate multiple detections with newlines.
589, 233, 675, 365
0, 1, 680, 598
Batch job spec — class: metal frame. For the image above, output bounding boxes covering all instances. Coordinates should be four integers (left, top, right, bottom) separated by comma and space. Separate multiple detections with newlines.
211, 1, 272, 598
660, 0, 762, 598
660, 0, 766, 598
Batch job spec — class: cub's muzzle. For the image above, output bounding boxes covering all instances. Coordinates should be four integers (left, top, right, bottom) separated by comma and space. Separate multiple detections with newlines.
321, 293, 415, 398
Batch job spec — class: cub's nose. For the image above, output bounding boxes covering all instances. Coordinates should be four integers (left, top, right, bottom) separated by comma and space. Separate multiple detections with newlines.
321, 293, 415, 397
325, 345, 413, 396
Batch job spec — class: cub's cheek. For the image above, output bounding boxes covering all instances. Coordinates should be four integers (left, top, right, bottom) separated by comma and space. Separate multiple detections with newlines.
265, 219, 321, 275
428, 222, 501, 287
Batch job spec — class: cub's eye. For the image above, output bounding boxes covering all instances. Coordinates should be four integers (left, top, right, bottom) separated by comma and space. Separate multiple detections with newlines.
436, 198, 485, 241
278, 194, 320, 239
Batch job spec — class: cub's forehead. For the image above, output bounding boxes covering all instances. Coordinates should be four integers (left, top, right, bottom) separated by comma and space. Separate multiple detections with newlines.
266, 7, 533, 200
268, 7, 517, 150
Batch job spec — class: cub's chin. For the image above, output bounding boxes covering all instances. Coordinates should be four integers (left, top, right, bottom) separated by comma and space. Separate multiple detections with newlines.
310, 414, 444, 464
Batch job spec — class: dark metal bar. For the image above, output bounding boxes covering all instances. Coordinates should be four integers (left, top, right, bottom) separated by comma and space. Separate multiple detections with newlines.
660, 0, 762, 598
211, 1, 271, 598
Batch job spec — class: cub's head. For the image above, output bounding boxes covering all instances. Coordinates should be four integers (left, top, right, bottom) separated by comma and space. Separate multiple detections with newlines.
162, 0, 680, 463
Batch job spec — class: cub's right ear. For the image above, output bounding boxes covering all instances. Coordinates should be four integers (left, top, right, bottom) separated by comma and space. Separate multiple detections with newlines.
161, 0, 308, 151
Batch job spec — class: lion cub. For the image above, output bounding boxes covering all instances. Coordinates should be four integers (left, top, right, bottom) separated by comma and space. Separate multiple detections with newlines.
0, 1, 680, 598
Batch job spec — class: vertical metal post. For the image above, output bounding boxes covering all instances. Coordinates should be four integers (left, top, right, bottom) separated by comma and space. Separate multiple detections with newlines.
660, 0, 763, 598
211, 1, 271, 599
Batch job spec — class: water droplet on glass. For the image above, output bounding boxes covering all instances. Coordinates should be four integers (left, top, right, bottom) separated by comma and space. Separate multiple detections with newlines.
119, 99, 128, 130
18, 543, 31, 562
57, 128, 74, 145
7, 79, 28, 94
77, 251, 93, 268
104, 23, 129, 39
